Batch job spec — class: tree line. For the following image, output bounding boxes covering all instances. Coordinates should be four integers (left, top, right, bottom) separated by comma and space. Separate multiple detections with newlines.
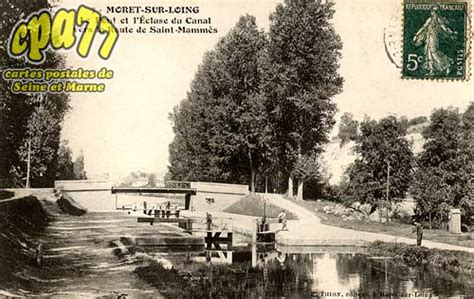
0, 0, 84, 187
168, 0, 343, 199
339, 105, 473, 227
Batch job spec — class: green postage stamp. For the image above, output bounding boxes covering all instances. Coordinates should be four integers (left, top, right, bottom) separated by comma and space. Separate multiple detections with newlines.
403, 0, 470, 80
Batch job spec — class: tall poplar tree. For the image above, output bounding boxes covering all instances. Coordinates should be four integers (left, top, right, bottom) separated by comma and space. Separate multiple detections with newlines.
260, 0, 343, 198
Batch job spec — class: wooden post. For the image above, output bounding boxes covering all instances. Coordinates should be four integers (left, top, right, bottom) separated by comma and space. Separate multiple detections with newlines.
251, 219, 257, 268
386, 161, 390, 223
263, 197, 267, 225
207, 214, 212, 230
26, 140, 31, 189
288, 176, 293, 198
187, 218, 193, 232
226, 251, 233, 264
265, 176, 268, 194
185, 194, 191, 210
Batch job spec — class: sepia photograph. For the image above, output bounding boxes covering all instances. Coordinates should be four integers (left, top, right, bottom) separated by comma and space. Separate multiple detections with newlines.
0, 0, 473, 297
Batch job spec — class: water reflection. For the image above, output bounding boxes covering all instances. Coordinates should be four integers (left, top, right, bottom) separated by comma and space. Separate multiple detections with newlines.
251, 251, 474, 299
223, 251, 469, 297
313, 253, 360, 296
134, 247, 473, 298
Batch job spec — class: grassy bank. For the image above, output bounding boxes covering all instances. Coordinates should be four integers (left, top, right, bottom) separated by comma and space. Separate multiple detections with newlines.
0, 195, 49, 289
224, 194, 297, 220
368, 241, 474, 276
295, 200, 474, 248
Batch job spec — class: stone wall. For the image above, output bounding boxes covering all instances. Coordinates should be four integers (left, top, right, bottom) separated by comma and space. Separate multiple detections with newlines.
54, 180, 114, 191
190, 182, 249, 212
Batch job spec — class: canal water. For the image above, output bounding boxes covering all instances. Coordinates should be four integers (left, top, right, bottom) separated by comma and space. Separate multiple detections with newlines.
1, 207, 473, 298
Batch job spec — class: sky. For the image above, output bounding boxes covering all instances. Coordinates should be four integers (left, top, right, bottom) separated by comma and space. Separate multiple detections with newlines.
59, 0, 473, 178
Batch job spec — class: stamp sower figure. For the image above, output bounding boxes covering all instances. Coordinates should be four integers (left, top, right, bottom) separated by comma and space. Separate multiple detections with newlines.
412, 221, 423, 246
413, 6, 457, 76
278, 210, 287, 231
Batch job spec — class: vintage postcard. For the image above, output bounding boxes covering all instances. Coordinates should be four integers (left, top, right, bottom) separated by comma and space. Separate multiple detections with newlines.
0, 0, 473, 298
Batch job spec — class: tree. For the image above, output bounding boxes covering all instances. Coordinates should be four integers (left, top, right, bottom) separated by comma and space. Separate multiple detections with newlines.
73, 150, 87, 180
343, 116, 414, 212
411, 107, 473, 226
260, 0, 342, 198
400, 116, 409, 133
293, 153, 330, 200
168, 15, 271, 191
338, 112, 359, 146
463, 102, 474, 225
168, 70, 231, 183
147, 174, 158, 187
0, 0, 70, 187
15, 102, 62, 187
56, 140, 75, 180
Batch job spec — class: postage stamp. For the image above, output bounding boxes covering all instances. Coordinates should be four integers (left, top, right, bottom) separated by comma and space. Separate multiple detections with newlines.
402, 0, 470, 80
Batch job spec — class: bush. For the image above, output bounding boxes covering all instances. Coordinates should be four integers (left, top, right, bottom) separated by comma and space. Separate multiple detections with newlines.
396, 245, 430, 265
321, 184, 343, 202
368, 241, 474, 274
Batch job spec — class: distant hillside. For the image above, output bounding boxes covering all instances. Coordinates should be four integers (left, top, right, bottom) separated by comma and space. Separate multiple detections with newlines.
322, 122, 428, 185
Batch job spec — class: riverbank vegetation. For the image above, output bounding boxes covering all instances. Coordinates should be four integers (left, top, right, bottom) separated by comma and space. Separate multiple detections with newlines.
368, 241, 474, 277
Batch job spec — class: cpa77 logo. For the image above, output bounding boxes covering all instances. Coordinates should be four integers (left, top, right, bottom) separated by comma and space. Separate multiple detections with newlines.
8, 5, 119, 64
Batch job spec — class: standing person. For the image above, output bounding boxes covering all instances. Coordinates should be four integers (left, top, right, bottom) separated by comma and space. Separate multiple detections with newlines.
278, 210, 287, 231
412, 221, 423, 246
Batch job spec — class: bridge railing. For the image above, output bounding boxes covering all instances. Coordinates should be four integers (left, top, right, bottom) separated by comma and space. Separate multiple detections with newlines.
162, 180, 191, 189
115, 180, 191, 189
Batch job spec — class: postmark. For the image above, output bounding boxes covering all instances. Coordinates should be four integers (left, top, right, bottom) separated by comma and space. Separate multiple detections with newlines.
402, 0, 470, 80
